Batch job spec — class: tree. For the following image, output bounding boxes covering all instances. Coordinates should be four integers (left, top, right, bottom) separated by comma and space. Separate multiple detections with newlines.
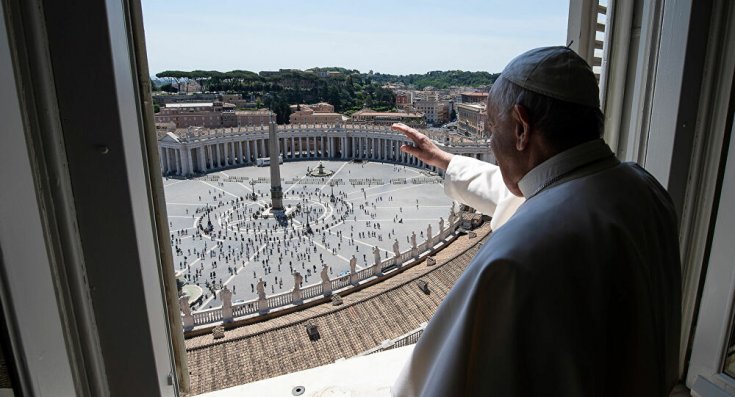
160, 83, 178, 93
450, 108, 457, 121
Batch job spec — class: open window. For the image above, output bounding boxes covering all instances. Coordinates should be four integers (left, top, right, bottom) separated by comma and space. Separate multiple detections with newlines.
2, 0, 735, 395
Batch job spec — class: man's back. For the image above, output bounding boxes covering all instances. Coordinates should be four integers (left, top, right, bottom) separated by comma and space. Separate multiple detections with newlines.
394, 161, 681, 396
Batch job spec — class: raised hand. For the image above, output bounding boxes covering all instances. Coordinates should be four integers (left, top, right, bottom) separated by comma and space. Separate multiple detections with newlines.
391, 123, 454, 170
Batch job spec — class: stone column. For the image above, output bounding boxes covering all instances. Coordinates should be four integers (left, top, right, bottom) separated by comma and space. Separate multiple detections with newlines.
163, 148, 174, 174
245, 140, 251, 163
168, 147, 174, 173
160, 148, 166, 174
175, 149, 182, 175
198, 147, 206, 172
237, 141, 243, 164
213, 144, 219, 168
185, 148, 193, 176
158, 146, 164, 174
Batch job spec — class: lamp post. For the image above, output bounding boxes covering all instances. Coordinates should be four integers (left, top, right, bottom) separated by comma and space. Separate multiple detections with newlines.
305, 206, 313, 234
249, 179, 257, 201
329, 180, 335, 203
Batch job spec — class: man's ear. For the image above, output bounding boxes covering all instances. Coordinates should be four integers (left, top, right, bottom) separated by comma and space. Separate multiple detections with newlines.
512, 104, 531, 151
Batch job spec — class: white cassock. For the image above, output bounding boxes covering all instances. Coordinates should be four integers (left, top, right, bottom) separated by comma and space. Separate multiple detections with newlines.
393, 139, 681, 396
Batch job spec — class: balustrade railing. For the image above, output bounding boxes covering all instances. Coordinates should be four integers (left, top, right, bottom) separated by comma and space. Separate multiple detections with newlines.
301, 284, 323, 300
181, 214, 465, 330
266, 292, 292, 308
192, 308, 223, 326
331, 275, 351, 291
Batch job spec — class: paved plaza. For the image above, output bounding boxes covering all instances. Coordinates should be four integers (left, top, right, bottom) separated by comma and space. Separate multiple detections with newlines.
163, 160, 453, 311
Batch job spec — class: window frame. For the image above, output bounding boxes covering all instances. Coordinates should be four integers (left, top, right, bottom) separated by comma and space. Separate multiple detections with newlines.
0, 0, 185, 394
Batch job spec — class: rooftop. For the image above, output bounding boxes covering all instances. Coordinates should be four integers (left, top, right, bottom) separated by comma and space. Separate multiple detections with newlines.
352, 109, 424, 118
165, 102, 215, 108
234, 109, 274, 115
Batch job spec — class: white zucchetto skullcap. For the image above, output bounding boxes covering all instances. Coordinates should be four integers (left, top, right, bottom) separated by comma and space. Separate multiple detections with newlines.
500, 46, 600, 109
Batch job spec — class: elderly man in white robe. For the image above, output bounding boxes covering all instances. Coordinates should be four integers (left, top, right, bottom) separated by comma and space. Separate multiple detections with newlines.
390, 46, 681, 396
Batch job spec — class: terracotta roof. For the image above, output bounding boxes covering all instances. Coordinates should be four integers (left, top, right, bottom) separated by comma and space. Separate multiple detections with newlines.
183, 223, 491, 396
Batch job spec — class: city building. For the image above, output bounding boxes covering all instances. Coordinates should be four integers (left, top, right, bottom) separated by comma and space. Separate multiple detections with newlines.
154, 102, 231, 128
395, 91, 411, 111
152, 92, 219, 105
154, 102, 274, 128
235, 109, 276, 126
456, 102, 486, 137
413, 99, 450, 125
350, 109, 426, 127
460, 92, 488, 104
288, 103, 343, 125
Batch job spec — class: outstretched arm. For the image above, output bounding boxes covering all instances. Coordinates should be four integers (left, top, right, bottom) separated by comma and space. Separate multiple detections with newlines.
391, 123, 454, 170
391, 123, 523, 229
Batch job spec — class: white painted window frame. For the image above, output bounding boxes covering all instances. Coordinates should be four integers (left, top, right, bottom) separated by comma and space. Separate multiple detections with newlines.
0, 0, 183, 394
684, 0, 735, 394
573, 0, 735, 391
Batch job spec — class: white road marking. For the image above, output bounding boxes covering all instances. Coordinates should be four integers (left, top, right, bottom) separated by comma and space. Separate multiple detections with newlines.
163, 180, 185, 188
198, 180, 239, 198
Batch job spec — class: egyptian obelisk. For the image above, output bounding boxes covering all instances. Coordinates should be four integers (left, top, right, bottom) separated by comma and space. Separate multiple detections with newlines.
268, 117, 284, 210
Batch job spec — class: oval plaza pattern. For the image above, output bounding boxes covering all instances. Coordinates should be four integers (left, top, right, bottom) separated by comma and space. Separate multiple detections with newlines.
159, 123, 490, 332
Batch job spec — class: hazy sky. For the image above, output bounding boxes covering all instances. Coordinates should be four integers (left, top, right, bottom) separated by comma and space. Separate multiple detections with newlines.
142, 0, 569, 76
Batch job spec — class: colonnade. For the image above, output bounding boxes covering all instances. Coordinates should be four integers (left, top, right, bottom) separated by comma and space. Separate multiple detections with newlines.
159, 126, 490, 176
